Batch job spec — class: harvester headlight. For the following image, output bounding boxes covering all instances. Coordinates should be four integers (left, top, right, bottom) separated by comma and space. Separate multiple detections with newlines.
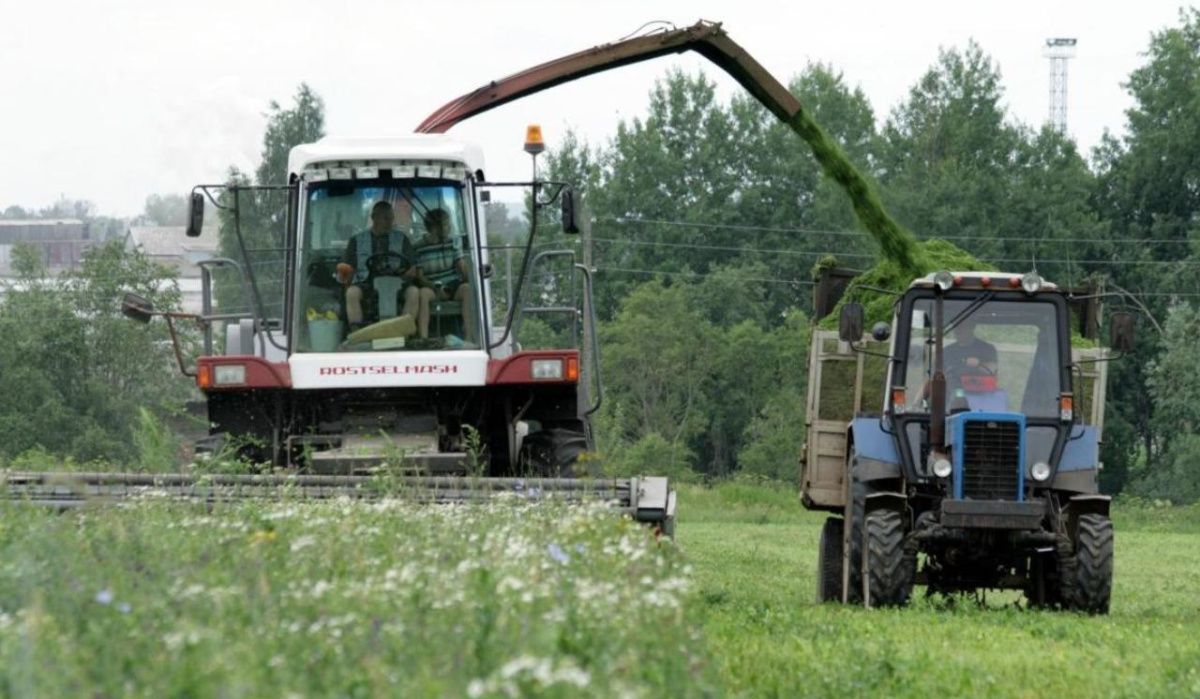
933, 270, 955, 292
214, 364, 246, 386
1021, 272, 1043, 294
932, 457, 953, 479
530, 359, 564, 380
355, 166, 379, 179
1030, 461, 1052, 482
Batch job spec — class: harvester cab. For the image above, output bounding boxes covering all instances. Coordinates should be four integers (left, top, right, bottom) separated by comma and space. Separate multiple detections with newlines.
804, 269, 1131, 613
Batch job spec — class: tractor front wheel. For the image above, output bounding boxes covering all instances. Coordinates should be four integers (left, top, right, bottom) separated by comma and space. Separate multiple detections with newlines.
862, 509, 914, 608
1063, 513, 1114, 614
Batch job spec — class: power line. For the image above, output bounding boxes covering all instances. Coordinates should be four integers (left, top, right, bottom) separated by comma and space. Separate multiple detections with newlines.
591, 236, 1200, 266
605, 216, 1197, 246
593, 265, 813, 286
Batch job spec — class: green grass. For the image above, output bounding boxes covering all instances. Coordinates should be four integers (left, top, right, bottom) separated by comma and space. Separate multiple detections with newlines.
679, 483, 1200, 698
0, 497, 706, 697
0, 482, 1195, 697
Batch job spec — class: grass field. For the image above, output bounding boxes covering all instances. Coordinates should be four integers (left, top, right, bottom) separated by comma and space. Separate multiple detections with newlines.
680, 483, 1200, 698
0, 482, 1195, 697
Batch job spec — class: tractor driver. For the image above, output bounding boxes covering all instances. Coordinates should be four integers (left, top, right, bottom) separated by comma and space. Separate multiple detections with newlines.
336, 201, 419, 328
411, 208, 475, 342
943, 316, 1003, 411
912, 315, 1002, 411
944, 316, 999, 385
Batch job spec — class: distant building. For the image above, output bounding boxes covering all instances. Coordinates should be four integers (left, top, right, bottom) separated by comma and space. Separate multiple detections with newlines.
0, 219, 98, 274
124, 226, 220, 313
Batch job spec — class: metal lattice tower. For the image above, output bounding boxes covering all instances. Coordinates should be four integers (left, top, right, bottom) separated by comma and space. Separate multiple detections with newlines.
1043, 38, 1077, 134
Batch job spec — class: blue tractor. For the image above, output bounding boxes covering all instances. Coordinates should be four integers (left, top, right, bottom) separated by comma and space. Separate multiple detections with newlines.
801, 270, 1133, 612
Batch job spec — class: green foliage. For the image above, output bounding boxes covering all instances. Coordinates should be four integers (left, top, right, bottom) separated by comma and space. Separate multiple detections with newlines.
601, 432, 699, 483
0, 241, 190, 463
141, 193, 188, 226
133, 407, 181, 473
215, 84, 325, 317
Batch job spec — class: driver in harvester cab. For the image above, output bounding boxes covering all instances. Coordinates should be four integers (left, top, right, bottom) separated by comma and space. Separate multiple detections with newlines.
337, 200, 418, 329
944, 316, 1002, 411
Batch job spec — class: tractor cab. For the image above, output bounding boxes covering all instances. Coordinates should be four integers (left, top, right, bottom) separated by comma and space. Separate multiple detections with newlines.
886, 271, 1073, 496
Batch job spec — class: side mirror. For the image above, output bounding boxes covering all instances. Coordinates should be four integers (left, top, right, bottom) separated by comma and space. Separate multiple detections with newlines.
838, 303, 864, 343
1110, 311, 1135, 353
561, 188, 583, 234
185, 192, 205, 238
121, 292, 155, 324
481, 262, 494, 279
871, 321, 892, 342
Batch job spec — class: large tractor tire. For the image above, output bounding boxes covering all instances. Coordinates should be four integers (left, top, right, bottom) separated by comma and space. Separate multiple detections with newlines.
862, 509, 914, 608
518, 427, 590, 477
1063, 513, 1114, 614
817, 517, 845, 603
844, 452, 867, 604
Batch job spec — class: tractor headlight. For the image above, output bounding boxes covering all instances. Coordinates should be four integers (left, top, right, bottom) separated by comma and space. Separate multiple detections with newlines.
214, 364, 246, 386
933, 270, 955, 292
1030, 461, 1052, 482
530, 359, 564, 380
1021, 272, 1043, 294
932, 457, 953, 478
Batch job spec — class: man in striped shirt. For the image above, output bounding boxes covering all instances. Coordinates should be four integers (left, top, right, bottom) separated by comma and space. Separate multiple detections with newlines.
412, 208, 475, 342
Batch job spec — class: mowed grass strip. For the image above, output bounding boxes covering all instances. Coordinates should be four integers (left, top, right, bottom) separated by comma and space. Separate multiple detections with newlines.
678, 483, 1200, 698
0, 497, 708, 698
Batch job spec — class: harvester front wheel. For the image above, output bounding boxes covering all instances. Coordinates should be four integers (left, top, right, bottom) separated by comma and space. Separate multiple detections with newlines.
862, 509, 913, 608
1064, 513, 1114, 614
817, 517, 844, 603
518, 427, 589, 477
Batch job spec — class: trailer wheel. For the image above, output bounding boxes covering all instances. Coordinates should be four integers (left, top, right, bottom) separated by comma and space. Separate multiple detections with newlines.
817, 517, 844, 603
862, 509, 913, 608
518, 427, 589, 477
1063, 513, 1114, 614
844, 452, 866, 604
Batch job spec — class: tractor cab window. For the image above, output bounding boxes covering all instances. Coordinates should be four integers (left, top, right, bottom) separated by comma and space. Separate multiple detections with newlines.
903, 298, 1063, 418
294, 181, 481, 352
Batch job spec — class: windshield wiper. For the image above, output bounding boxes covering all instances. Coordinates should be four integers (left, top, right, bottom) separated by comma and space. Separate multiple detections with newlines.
944, 291, 996, 334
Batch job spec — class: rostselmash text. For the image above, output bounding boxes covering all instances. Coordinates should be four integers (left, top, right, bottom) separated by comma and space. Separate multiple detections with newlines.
318, 365, 460, 376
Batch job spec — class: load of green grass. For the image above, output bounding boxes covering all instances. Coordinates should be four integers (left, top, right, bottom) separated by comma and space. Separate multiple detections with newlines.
817, 238, 995, 328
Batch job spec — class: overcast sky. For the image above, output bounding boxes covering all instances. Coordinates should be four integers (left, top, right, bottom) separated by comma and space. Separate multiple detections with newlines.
0, 0, 1190, 217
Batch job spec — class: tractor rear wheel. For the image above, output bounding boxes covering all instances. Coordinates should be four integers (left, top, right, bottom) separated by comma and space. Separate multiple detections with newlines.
844, 453, 867, 604
817, 517, 844, 603
1064, 513, 1114, 614
862, 509, 913, 608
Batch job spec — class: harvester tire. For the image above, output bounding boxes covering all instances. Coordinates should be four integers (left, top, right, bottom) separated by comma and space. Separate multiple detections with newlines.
862, 509, 913, 608
817, 517, 844, 603
1064, 513, 1113, 614
518, 427, 589, 477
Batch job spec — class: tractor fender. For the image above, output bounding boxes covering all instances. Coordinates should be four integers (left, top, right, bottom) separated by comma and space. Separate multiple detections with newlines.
864, 491, 907, 515
1067, 493, 1111, 519
848, 417, 902, 483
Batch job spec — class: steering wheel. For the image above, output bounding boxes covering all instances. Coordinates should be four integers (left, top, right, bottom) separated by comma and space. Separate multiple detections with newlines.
964, 362, 996, 376
364, 252, 409, 277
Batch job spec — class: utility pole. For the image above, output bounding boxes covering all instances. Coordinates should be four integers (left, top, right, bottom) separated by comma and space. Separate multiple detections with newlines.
1044, 38, 1077, 134
580, 203, 596, 418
